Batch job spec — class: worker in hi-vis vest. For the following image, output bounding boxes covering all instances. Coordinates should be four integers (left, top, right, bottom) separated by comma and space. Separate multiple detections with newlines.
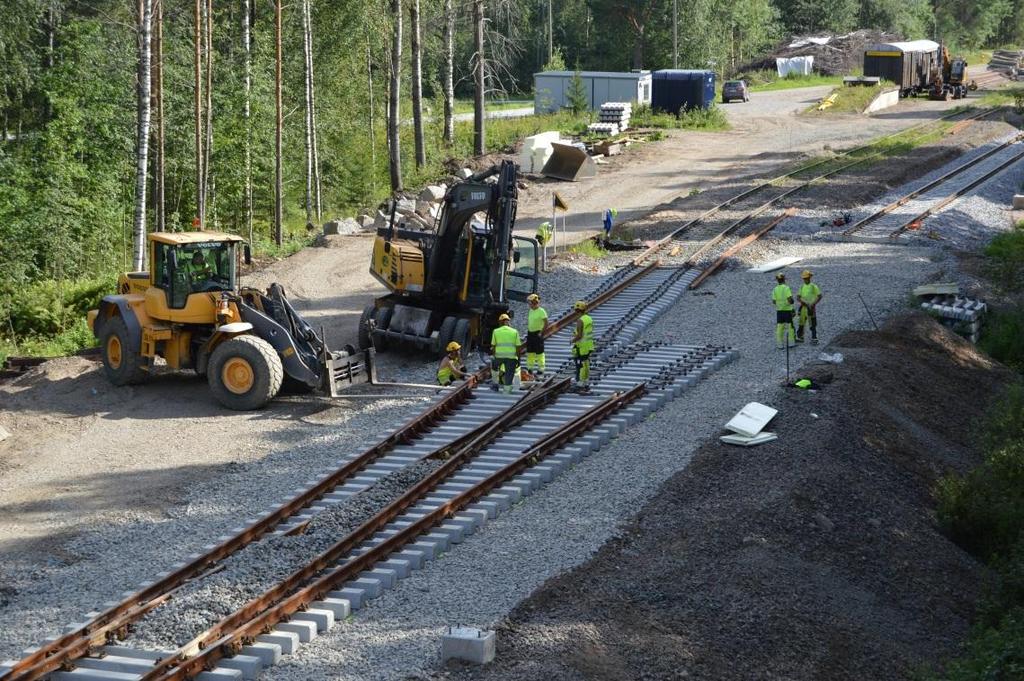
771, 272, 796, 349
571, 300, 594, 388
436, 341, 467, 386
490, 313, 521, 394
525, 293, 548, 377
796, 269, 822, 345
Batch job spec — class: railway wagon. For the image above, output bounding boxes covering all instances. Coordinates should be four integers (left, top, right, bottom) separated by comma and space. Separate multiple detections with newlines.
863, 40, 940, 97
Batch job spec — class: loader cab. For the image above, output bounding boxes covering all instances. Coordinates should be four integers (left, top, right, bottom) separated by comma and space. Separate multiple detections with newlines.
146, 232, 245, 319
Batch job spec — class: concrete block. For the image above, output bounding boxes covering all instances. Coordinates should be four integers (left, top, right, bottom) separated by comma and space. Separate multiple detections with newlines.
196, 669, 244, 681
99, 646, 172, 661
241, 642, 281, 666
329, 587, 365, 610
392, 549, 427, 570
292, 608, 334, 633
313, 597, 352, 619
0, 662, 15, 677
76, 656, 156, 675
217, 654, 263, 680
256, 626, 299, 655
363, 567, 399, 588
52, 669, 140, 681
347, 576, 384, 599
1013, 194, 1024, 210
441, 627, 496, 665
419, 185, 446, 202
379, 558, 412, 578
277, 619, 318, 642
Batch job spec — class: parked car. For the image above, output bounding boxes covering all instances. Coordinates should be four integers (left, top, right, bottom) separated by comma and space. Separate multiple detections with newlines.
722, 80, 749, 103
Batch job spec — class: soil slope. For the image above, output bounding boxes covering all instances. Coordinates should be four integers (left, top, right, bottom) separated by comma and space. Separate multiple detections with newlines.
437, 314, 1014, 681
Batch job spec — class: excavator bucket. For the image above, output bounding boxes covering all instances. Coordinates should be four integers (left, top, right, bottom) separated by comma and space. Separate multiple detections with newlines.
542, 142, 597, 181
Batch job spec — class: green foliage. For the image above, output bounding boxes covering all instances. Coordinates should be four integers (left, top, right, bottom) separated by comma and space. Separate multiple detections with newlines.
985, 232, 1024, 292
631, 103, 729, 130
542, 48, 567, 72
568, 238, 609, 259
745, 72, 845, 92
808, 85, 885, 115
933, 609, 1024, 681
566, 69, 589, 115
0, 278, 112, 339
980, 307, 1024, 374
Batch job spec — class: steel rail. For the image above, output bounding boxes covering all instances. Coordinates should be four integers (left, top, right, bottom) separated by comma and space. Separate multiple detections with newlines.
631, 106, 998, 266
151, 382, 645, 681
2, 377, 487, 681
544, 261, 660, 337
843, 133, 1024, 236
140, 377, 596, 679
888, 145, 1024, 238
688, 209, 796, 290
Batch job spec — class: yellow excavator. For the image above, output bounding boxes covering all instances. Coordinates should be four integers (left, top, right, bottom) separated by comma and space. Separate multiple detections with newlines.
361, 160, 540, 356
930, 45, 970, 100
88, 231, 373, 410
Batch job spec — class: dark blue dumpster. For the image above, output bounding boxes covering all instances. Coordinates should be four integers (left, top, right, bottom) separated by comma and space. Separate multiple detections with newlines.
652, 70, 716, 113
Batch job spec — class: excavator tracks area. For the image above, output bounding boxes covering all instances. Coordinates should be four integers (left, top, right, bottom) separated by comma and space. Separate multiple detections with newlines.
2, 85, 1024, 681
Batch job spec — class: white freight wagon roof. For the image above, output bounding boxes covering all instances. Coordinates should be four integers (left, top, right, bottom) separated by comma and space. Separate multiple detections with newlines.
866, 40, 939, 53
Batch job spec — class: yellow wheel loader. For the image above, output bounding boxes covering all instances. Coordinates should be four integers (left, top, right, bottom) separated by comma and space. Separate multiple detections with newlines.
88, 231, 374, 410
362, 160, 540, 358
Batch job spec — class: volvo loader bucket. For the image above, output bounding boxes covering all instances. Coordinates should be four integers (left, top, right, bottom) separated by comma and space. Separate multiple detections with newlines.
542, 142, 597, 181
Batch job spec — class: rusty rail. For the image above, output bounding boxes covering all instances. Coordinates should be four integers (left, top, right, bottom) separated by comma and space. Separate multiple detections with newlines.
688, 209, 795, 290
141, 377, 616, 680
544, 262, 660, 337
3, 376, 488, 681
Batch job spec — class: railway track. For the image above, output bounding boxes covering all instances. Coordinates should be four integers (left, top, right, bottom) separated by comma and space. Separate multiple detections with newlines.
629, 105, 999, 280
840, 132, 1024, 240
1, 253, 736, 681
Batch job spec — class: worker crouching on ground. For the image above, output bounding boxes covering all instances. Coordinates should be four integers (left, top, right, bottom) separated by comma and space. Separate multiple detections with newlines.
436, 341, 467, 386
526, 293, 548, 377
796, 269, 822, 344
571, 301, 594, 389
490, 313, 522, 394
772, 273, 796, 349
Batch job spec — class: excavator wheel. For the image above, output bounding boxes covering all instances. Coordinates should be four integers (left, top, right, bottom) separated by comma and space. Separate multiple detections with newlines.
358, 304, 376, 349
373, 307, 393, 350
437, 316, 458, 355
99, 316, 148, 386
452, 319, 471, 358
208, 335, 283, 410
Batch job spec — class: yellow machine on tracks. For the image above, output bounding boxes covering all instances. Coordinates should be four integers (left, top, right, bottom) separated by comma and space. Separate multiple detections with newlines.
362, 160, 540, 356
88, 230, 373, 410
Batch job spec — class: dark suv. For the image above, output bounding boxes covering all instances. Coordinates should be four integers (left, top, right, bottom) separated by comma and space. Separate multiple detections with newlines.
722, 80, 749, 103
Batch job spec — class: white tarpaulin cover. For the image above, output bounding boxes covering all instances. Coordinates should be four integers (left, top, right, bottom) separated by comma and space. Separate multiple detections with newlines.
788, 36, 832, 48
777, 56, 814, 77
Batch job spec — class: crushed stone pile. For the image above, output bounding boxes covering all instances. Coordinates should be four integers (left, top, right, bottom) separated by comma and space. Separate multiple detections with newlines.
126, 459, 441, 650
737, 29, 901, 76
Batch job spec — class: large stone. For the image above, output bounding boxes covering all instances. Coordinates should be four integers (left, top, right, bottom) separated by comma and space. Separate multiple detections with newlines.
373, 210, 390, 230
1012, 194, 1024, 210
357, 214, 373, 228
322, 218, 361, 236
441, 627, 496, 665
456, 168, 474, 179
419, 185, 446, 202
0, 424, 9, 443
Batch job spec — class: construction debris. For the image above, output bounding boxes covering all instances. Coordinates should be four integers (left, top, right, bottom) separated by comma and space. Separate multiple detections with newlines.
587, 102, 632, 137
989, 49, 1023, 77
913, 284, 987, 343
541, 142, 597, 181
721, 402, 779, 446
736, 29, 901, 76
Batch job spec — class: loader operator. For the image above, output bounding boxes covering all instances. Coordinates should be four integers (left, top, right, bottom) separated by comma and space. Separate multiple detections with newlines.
186, 250, 216, 291
490, 313, 522, 394
571, 300, 594, 389
526, 293, 548, 377
436, 341, 467, 386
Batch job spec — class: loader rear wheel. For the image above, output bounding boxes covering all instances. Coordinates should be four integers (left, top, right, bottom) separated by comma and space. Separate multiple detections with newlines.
437, 316, 457, 355
100, 316, 147, 386
373, 307, 393, 350
452, 318, 471, 357
208, 335, 283, 410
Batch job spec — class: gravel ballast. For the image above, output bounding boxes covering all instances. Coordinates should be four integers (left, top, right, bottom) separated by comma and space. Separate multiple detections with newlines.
126, 459, 442, 650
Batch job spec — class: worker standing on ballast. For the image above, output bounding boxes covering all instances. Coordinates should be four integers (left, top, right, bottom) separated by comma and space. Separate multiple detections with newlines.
526, 293, 548, 377
490, 313, 522, 394
571, 301, 594, 389
771, 273, 796, 349
436, 341, 467, 386
796, 269, 822, 345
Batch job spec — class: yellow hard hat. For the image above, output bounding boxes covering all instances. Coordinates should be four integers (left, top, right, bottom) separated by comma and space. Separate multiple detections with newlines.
498, 313, 511, 322
527, 293, 540, 303
775, 272, 785, 281
574, 300, 587, 311
801, 269, 813, 279
446, 341, 461, 352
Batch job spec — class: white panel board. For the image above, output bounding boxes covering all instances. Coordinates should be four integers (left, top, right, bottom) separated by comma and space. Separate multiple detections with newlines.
748, 257, 802, 274
724, 402, 778, 438
720, 432, 778, 447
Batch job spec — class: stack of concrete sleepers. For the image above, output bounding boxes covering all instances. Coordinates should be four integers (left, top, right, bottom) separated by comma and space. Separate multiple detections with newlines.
919, 294, 987, 343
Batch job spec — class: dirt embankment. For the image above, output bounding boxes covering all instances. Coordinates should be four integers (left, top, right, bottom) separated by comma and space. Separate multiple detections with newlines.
436, 314, 1015, 681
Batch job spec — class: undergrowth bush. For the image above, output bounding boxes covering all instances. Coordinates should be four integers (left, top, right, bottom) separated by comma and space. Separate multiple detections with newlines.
980, 307, 1024, 374
631, 103, 728, 131
0, 278, 111, 339
985, 231, 1024, 291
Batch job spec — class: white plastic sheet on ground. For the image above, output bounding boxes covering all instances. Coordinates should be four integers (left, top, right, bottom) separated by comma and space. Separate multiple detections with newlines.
777, 55, 814, 77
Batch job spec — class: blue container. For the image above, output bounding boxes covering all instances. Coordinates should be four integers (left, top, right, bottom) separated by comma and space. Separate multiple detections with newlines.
652, 70, 716, 113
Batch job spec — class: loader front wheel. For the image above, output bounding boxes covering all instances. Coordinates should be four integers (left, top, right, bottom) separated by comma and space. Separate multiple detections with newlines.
358, 304, 376, 349
208, 335, 283, 410
100, 316, 147, 386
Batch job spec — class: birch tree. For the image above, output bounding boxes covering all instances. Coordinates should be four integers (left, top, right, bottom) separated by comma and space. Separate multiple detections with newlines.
410, 0, 425, 169
132, 0, 153, 270
472, 0, 484, 156
274, 0, 283, 244
243, 0, 253, 242
442, 0, 454, 145
194, 0, 204, 223
388, 0, 403, 192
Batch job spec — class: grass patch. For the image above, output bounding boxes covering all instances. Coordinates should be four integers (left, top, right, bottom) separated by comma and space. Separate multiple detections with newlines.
749, 73, 845, 92
985, 231, 1024, 292
453, 98, 533, 114
567, 238, 608, 259
806, 84, 886, 115
980, 306, 1024, 374
631, 103, 729, 131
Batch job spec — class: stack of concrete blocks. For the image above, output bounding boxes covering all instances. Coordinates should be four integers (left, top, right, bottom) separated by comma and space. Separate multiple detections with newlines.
518, 131, 562, 174
989, 49, 1023, 76
919, 294, 987, 343
587, 102, 632, 137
